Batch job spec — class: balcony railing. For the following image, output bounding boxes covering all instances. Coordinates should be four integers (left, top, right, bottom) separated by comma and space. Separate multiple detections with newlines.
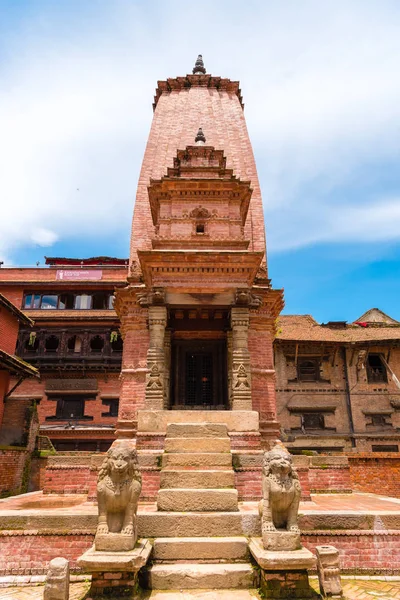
17, 328, 123, 370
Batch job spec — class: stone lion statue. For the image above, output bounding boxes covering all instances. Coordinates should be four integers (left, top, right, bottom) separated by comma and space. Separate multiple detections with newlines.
96, 442, 142, 546
259, 442, 301, 535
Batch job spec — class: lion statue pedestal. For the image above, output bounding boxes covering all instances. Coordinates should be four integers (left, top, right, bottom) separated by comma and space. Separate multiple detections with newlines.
77, 441, 151, 598
249, 442, 320, 599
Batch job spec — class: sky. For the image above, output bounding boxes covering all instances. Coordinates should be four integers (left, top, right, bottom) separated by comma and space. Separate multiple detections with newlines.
1, 0, 400, 323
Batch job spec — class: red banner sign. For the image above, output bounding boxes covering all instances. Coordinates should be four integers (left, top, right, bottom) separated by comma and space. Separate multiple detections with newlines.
56, 270, 103, 281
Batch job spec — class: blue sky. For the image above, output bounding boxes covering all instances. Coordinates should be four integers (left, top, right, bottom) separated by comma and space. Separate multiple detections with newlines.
1, 0, 400, 323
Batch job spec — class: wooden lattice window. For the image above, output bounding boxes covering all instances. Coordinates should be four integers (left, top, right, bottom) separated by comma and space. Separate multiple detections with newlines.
366, 354, 387, 383
298, 359, 319, 382
302, 413, 325, 430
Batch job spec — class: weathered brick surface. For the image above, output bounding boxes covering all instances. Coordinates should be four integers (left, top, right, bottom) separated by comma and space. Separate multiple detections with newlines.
0, 448, 28, 496
0, 532, 93, 575
0, 306, 20, 355
234, 470, 262, 500
276, 340, 400, 453
303, 531, 400, 573
309, 466, 352, 494
348, 453, 400, 497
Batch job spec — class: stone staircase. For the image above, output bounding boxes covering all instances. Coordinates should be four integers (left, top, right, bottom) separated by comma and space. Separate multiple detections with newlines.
144, 422, 257, 590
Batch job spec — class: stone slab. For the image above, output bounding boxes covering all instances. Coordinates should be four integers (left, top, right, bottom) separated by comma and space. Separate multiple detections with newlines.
139, 511, 261, 537
160, 469, 235, 489
153, 536, 249, 560
262, 530, 301, 551
166, 423, 228, 438
162, 452, 232, 467
94, 532, 136, 552
77, 538, 152, 572
249, 538, 316, 571
138, 410, 259, 432
157, 488, 239, 512
164, 437, 231, 453
145, 562, 257, 590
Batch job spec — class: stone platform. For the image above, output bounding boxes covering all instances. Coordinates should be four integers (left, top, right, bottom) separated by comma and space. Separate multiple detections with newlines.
1, 492, 400, 575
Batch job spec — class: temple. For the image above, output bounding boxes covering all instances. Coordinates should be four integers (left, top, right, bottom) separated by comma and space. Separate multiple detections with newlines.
0, 57, 400, 593
115, 57, 283, 449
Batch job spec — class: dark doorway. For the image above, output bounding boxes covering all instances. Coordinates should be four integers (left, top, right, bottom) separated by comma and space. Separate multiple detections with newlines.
171, 340, 227, 409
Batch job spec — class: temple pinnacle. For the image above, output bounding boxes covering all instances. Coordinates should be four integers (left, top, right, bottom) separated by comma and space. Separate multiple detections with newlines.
193, 54, 206, 75
195, 127, 206, 145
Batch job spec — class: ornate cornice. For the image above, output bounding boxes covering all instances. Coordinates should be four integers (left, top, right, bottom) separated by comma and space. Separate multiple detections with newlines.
153, 75, 244, 111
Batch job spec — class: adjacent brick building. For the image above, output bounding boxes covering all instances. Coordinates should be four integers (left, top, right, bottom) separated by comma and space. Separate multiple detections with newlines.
0, 292, 39, 496
276, 308, 400, 453
0, 257, 128, 451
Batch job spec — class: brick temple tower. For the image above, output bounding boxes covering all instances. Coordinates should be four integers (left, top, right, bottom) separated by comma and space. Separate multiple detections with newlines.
115, 56, 284, 449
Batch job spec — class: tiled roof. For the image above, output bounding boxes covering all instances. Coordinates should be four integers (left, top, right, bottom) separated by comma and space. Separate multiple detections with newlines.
277, 314, 400, 343
0, 349, 39, 377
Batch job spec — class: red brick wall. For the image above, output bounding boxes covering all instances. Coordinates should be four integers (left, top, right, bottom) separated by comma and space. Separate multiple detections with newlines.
302, 531, 400, 574
234, 470, 262, 500
0, 448, 28, 496
348, 453, 400, 497
0, 531, 94, 575
1, 529, 400, 576
40, 454, 162, 501
0, 286, 24, 310
141, 470, 161, 501
0, 397, 31, 446
308, 457, 352, 493
43, 463, 93, 495
9, 374, 121, 429
0, 306, 19, 355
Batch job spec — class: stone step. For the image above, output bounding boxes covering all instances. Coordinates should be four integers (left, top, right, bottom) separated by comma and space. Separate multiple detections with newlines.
139, 510, 261, 538
153, 536, 249, 561
144, 562, 257, 590
164, 437, 231, 453
157, 488, 238, 512
160, 469, 235, 489
166, 423, 228, 438
162, 452, 232, 467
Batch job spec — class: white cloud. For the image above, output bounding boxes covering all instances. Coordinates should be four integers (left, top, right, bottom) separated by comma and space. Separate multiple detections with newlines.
0, 0, 400, 261
30, 228, 58, 246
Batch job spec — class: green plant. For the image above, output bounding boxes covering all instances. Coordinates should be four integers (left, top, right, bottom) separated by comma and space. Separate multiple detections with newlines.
28, 331, 37, 346
110, 330, 119, 343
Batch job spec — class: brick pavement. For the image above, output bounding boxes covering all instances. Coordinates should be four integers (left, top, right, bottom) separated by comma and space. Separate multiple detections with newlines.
3, 579, 400, 600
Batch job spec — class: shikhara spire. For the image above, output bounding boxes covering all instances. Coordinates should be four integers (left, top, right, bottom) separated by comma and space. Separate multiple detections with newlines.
192, 54, 206, 75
